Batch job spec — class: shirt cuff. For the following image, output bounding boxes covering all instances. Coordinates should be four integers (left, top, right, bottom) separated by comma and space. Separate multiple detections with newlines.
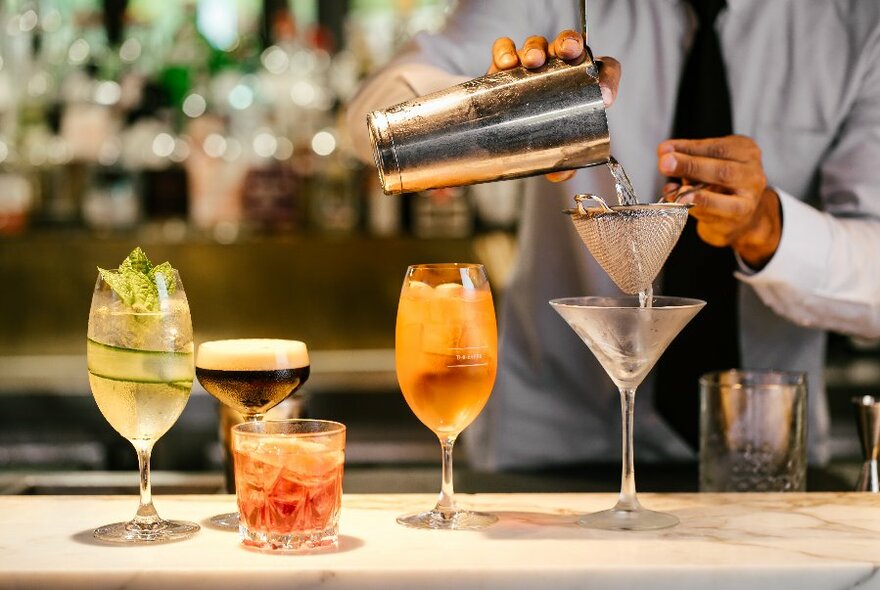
735, 188, 831, 292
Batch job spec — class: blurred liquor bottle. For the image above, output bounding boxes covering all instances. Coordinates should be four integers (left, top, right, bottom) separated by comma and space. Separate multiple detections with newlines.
411, 187, 473, 239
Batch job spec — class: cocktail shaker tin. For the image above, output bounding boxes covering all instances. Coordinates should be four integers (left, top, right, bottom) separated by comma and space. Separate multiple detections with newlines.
367, 55, 610, 195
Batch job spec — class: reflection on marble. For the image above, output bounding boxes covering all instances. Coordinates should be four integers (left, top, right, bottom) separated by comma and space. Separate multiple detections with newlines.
1, 493, 879, 590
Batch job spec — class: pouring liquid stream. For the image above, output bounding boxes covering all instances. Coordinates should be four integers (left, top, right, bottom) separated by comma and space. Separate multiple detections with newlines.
606, 156, 653, 308
639, 286, 653, 309
607, 156, 639, 206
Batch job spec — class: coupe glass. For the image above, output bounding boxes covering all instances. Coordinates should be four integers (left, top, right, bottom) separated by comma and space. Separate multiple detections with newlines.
196, 338, 310, 529
550, 296, 704, 531
395, 263, 498, 529
87, 270, 199, 543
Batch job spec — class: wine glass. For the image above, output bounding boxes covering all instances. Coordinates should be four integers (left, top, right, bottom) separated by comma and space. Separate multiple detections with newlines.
550, 296, 704, 530
196, 338, 310, 529
395, 263, 498, 529
87, 269, 199, 543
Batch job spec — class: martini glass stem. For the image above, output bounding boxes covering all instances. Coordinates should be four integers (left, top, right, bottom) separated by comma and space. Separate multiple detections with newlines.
132, 440, 160, 524
435, 435, 458, 518
616, 387, 642, 512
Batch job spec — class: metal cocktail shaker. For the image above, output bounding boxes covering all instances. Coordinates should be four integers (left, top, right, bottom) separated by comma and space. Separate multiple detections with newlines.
366, 54, 610, 195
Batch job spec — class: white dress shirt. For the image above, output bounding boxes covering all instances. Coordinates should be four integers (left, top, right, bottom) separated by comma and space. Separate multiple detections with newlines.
347, 0, 880, 469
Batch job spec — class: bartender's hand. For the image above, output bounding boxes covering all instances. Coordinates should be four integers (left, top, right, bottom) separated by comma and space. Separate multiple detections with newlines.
658, 135, 782, 269
488, 31, 621, 183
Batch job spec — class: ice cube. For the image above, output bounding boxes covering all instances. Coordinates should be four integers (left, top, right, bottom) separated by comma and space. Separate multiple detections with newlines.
422, 323, 465, 354
406, 280, 433, 297
434, 282, 464, 298
428, 285, 467, 326
285, 438, 328, 456
240, 490, 268, 529
269, 470, 307, 520
412, 351, 455, 383
306, 473, 341, 527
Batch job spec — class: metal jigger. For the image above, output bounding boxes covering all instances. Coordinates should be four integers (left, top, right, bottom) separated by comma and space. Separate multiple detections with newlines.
852, 395, 880, 492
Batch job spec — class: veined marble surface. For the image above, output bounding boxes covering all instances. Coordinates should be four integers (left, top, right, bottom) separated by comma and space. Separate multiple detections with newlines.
1, 493, 879, 590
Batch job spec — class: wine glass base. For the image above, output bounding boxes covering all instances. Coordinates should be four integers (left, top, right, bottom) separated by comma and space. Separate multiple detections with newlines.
94, 519, 200, 544
397, 509, 498, 530
578, 508, 679, 531
208, 512, 240, 531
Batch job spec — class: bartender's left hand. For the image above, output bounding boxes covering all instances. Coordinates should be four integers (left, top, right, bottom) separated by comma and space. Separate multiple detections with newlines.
658, 135, 782, 270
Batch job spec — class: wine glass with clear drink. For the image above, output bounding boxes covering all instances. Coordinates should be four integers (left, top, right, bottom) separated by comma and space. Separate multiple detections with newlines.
196, 338, 310, 529
395, 263, 498, 529
87, 263, 199, 543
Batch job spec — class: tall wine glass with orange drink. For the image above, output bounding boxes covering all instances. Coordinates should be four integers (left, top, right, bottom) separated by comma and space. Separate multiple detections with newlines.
395, 263, 498, 530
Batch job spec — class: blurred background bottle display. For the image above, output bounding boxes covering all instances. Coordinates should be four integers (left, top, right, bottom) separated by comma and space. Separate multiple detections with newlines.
0, 0, 516, 241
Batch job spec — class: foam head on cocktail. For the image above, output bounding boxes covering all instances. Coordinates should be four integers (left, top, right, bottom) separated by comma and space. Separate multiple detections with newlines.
232, 420, 345, 552
196, 338, 310, 418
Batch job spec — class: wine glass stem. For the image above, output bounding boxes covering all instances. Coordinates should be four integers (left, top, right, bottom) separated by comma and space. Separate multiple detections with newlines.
616, 387, 641, 511
435, 435, 458, 518
132, 439, 160, 523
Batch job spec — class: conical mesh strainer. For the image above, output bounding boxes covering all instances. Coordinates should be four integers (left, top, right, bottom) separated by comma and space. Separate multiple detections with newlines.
567, 200, 690, 294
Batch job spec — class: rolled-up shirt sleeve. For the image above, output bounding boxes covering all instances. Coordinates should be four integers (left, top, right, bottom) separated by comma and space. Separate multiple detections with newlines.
736, 33, 880, 339
736, 189, 880, 338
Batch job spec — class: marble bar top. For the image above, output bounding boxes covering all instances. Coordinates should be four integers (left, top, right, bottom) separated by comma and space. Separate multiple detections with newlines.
2, 493, 880, 590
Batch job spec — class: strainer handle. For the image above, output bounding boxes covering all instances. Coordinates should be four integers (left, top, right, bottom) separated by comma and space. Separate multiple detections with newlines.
579, 1, 599, 78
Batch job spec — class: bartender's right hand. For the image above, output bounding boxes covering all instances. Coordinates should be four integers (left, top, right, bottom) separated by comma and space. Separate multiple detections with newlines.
488, 31, 621, 183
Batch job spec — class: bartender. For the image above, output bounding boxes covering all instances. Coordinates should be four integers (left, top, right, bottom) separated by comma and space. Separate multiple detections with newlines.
346, 0, 880, 471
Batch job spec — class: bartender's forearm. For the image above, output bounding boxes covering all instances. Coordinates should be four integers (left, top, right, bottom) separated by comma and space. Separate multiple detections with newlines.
732, 187, 782, 269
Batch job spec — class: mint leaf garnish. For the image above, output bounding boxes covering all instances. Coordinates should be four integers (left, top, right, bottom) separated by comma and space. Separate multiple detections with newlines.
128, 269, 160, 312
149, 262, 177, 297
99, 248, 179, 312
119, 247, 152, 276
98, 267, 134, 305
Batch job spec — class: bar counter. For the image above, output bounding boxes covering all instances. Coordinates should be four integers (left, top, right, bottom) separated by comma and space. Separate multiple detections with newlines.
2, 492, 880, 589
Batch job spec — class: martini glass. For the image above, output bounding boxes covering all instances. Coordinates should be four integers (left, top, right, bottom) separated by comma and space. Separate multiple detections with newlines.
550, 296, 704, 531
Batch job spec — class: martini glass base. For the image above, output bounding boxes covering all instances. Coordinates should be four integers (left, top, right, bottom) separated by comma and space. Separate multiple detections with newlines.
397, 509, 498, 530
578, 507, 679, 531
209, 512, 240, 530
94, 519, 200, 543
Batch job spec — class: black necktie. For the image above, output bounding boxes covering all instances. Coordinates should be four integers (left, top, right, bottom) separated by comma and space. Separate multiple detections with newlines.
655, 0, 740, 449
